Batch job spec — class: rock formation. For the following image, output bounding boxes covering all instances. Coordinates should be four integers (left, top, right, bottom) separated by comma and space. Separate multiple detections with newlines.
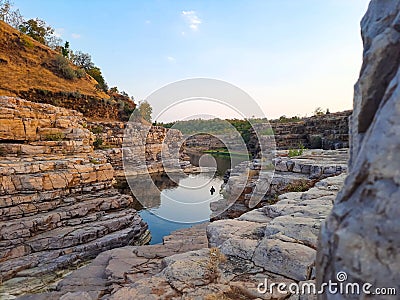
15, 223, 209, 299
0, 96, 149, 298
23, 168, 346, 299
317, 0, 400, 297
248, 111, 351, 157
183, 111, 350, 158
86, 121, 191, 177
213, 149, 348, 220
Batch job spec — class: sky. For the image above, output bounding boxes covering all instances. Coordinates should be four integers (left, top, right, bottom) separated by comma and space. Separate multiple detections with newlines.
13, 0, 370, 122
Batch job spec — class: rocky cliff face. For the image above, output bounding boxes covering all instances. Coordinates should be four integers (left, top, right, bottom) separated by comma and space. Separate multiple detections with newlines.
87, 121, 191, 177
248, 110, 351, 157
0, 97, 149, 297
184, 134, 225, 152
317, 0, 400, 297
183, 111, 350, 158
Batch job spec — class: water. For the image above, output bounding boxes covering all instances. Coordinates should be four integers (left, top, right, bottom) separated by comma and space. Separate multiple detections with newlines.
132, 152, 247, 244
187, 151, 247, 177
139, 173, 223, 244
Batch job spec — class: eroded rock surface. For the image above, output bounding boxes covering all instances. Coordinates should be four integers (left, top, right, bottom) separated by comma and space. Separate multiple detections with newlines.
0, 97, 149, 298
247, 111, 351, 156
213, 149, 347, 220
28, 172, 345, 300
16, 223, 209, 300
86, 121, 192, 177
317, 0, 400, 298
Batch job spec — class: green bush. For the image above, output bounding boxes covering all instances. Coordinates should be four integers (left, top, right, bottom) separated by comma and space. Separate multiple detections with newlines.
87, 67, 108, 92
89, 158, 101, 165
288, 144, 305, 157
53, 55, 86, 80
75, 68, 86, 78
93, 137, 103, 149
54, 54, 76, 80
90, 126, 103, 134
43, 132, 64, 141
277, 115, 301, 123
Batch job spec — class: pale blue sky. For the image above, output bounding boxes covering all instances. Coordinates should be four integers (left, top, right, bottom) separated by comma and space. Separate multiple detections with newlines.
14, 0, 370, 121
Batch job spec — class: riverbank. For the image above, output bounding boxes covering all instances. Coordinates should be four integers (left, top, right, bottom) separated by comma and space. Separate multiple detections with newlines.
21, 167, 346, 299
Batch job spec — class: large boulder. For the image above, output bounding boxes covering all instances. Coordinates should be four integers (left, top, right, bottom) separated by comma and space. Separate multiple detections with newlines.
317, 0, 400, 298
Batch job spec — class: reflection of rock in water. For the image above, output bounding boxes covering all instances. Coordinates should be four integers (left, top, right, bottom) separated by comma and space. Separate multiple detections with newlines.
186, 151, 245, 177
115, 173, 182, 210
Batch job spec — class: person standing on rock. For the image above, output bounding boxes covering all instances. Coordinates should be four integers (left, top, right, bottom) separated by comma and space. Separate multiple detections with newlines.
210, 186, 215, 195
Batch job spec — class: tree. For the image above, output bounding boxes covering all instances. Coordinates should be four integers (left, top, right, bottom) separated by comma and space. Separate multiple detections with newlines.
46, 34, 62, 49
137, 101, 152, 123
71, 51, 94, 71
0, 0, 12, 20
0, 0, 23, 28
61, 41, 70, 58
109, 86, 118, 94
86, 66, 108, 92
19, 18, 55, 45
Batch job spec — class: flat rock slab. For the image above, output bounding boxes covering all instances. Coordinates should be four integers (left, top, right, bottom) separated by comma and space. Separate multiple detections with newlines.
16, 170, 346, 299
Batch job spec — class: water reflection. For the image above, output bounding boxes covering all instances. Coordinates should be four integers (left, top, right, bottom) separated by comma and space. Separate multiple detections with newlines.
124, 152, 247, 244
138, 172, 223, 244
187, 151, 246, 176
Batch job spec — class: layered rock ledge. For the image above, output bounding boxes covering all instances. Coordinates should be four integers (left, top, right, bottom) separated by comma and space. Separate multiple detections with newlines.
86, 121, 193, 177
0, 97, 149, 298
213, 149, 348, 220
22, 167, 346, 299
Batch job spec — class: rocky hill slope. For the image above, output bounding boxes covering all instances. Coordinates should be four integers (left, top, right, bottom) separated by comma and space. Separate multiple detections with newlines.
0, 21, 134, 121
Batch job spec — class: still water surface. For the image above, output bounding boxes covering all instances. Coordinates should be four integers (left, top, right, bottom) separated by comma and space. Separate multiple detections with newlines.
136, 153, 246, 244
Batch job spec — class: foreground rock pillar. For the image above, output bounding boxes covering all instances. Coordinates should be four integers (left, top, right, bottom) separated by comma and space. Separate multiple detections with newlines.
317, 0, 400, 298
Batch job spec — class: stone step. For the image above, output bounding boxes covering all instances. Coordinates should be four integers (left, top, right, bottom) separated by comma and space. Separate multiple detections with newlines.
0, 183, 122, 221
0, 222, 148, 289
0, 191, 136, 262
0, 162, 114, 197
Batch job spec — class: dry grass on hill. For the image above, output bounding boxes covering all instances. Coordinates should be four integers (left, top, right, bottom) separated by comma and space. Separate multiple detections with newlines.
0, 21, 136, 121
0, 20, 107, 99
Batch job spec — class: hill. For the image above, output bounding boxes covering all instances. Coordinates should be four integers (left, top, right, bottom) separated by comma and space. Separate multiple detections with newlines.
0, 20, 135, 121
